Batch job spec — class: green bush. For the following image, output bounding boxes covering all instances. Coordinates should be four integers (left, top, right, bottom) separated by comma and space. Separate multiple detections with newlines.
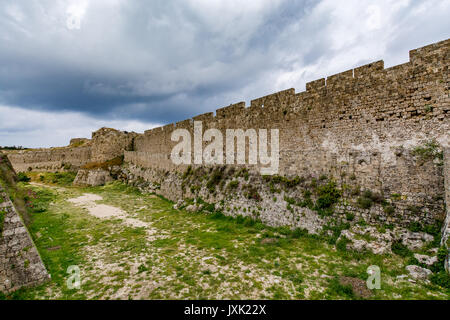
345, 212, 355, 221
203, 203, 216, 212
326, 278, 354, 299
391, 240, 412, 257
429, 271, 450, 289
408, 221, 423, 233
358, 190, 384, 209
243, 185, 261, 201
336, 236, 350, 252
357, 196, 373, 209
17, 172, 31, 182
38, 172, 76, 186
206, 168, 223, 192
290, 228, 309, 239
227, 180, 239, 190
412, 140, 443, 163
315, 181, 341, 209
383, 205, 395, 214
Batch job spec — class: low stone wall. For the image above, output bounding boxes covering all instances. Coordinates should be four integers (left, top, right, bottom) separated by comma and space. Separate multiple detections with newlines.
0, 185, 50, 293
6, 146, 92, 173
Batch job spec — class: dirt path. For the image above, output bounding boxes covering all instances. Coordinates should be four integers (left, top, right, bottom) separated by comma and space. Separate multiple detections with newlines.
68, 193, 150, 229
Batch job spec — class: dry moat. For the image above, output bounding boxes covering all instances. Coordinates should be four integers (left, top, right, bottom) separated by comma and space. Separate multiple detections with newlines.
1, 171, 448, 300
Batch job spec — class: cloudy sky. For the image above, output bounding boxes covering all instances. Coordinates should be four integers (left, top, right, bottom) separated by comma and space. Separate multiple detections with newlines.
0, 0, 449, 148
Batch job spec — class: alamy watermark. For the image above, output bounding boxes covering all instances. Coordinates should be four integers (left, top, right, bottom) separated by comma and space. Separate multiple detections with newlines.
66, 265, 81, 290
171, 121, 280, 175
366, 265, 381, 290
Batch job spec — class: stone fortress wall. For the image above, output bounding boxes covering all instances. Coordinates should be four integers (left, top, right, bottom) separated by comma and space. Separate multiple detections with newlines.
4, 39, 450, 255
123, 39, 449, 222
0, 154, 50, 293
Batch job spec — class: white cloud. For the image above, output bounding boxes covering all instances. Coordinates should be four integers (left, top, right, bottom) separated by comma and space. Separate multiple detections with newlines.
0, 105, 161, 148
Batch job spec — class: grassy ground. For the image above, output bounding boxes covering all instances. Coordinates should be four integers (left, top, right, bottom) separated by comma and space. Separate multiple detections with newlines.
2, 175, 449, 300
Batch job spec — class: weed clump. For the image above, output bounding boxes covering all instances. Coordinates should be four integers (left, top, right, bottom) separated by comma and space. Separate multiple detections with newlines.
356, 190, 383, 209
206, 168, 224, 192
391, 240, 412, 257
326, 278, 355, 299
17, 172, 31, 182
227, 180, 239, 190
411, 139, 443, 164
315, 181, 341, 210
243, 185, 261, 202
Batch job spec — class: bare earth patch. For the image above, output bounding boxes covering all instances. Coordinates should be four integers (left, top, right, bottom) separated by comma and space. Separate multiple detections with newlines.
68, 193, 149, 229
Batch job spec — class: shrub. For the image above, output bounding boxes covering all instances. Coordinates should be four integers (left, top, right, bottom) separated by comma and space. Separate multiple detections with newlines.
391, 240, 412, 257
336, 236, 350, 251
206, 168, 223, 192
227, 180, 239, 190
326, 278, 354, 299
350, 185, 361, 196
383, 204, 395, 214
290, 228, 309, 239
182, 166, 193, 179
390, 193, 402, 201
17, 172, 31, 182
408, 221, 423, 233
357, 196, 373, 209
243, 185, 261, 202
204, 203, 216, 212
412, 140, 443, 163
429, 271, 450, 289
345, 212, 355, 221
315, 181, 341, 209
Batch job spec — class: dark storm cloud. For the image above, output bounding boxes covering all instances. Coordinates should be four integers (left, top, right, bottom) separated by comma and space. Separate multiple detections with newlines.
0, 1, 311, 123
0, 0, 449, 147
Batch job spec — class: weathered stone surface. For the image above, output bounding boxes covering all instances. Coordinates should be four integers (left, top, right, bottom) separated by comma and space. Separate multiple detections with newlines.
90, 128, 137, 163
406, 265, 432, 280
442, 148, 450, 271
414, 253, 438, 266
0, 186, 50, 293
73, 169, 113, 186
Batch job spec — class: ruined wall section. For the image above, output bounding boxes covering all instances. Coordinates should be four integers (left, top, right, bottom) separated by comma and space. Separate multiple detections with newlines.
90, 128, 138, 163
7, 128, 140, 172
126, 39, 449, 223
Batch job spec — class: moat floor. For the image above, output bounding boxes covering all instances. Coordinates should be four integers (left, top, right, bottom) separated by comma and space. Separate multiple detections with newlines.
5, 180, 449, 300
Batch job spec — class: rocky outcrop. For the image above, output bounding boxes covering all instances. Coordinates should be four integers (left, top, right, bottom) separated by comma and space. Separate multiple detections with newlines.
406, 265, 432, 280
73, 169, 113, 187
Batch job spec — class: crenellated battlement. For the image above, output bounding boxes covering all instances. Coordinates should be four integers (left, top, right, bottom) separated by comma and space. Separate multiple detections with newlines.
134, 38, 448, 134
124, 38, 448, 177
